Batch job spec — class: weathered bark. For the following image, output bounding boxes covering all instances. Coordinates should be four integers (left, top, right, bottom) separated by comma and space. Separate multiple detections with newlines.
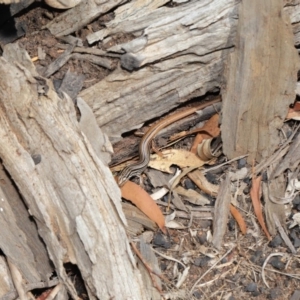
0, 44, 146, 300
221, 0, 299, 164
79, 0, 238, 142
45, 0, 126, 36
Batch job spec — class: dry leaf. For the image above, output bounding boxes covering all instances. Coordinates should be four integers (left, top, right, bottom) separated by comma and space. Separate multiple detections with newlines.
250, 176, 271, 240
172, 190, 188, 212
175, 186, 210, 206
187, 170, 219, 197
77, 97, 112, 164
286, 101, 300, 120
191, 114, 220, 154
165, 220, 187, 229
230, 204, 247, 234
197, 138, 215, 161
120, 180, 166, 234
149, 149, 205, 173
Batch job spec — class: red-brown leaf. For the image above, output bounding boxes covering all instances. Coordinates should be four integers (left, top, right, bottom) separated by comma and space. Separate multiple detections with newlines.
250, 176, 271, 240
230, 204, 247, 234
120, 181, 166, 234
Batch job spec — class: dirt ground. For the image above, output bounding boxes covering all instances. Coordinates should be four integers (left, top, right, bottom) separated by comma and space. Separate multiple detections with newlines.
1, 3, 300, 300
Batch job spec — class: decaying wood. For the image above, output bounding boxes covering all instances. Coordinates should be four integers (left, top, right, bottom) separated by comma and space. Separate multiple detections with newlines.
263, 167, 287, 236
0, 44, 146, 299
138, 238, 162, 300
78, 0, 238, 141
0, 256, 14, 300
221, 0, 299, 164
0, 163, 54, 300
211, 173, 231, 250
45, 0, 126, 37
58, 69, 85, 101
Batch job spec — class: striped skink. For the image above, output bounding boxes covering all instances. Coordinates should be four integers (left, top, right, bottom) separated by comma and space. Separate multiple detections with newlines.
117, 98, 221, 186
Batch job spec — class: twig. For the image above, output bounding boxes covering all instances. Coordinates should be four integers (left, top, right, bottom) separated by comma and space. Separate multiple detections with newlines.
255, 123, 300, 176
262, 253, 286, 288
202, 155, 248, 174
151, 248, 186, 269
273, 213, 296, 254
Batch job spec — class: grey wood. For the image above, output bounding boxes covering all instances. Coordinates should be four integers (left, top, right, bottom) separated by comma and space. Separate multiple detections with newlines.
221, 0, 299, 163
0, 44, 146, 300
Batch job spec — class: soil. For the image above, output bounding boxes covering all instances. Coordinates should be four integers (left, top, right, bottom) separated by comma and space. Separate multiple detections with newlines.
1, 3, 300, 300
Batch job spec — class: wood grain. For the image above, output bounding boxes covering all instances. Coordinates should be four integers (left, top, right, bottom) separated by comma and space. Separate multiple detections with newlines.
221, 0, 299, 163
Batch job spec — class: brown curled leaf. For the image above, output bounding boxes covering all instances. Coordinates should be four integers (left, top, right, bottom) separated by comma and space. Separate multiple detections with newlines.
250, 175, 271, 240
190, 114, 220, 154
230, 204, 247, 234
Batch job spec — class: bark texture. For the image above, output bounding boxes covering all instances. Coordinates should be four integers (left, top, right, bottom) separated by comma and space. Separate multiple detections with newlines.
0, 44, 146, 300
221, 0, 299, 163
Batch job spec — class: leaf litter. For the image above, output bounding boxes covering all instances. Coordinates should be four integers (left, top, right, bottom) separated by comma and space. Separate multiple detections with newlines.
116, 106, 300, 299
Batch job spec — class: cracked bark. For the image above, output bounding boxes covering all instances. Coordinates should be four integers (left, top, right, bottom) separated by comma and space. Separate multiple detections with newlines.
0, 44, 146, 300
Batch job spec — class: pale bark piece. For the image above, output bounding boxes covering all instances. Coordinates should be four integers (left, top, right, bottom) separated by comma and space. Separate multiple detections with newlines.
172, 190, 188, 212
120, 0, 237, 71
175, 186, 210, 206
42, 44, 74, 78
263, 168, 287, 236
212, 174, 231, 250
87, 0, 237, 70
0, 44, 146, 299
0, 256, 15, 300
71, 53, 114, 70
145, 168, 173, 188
175, 209, 213, 220
44, 0, 82, 9
139, 238, 161, 300
45, 0, 126, 37
77, 97, 113, 165
0, 0, 81, 8
87, 0, 169, 44
290, 290, 300, 300
58, 69, 85, 100
221, 0, 299, 164
0, 164, 53, 291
